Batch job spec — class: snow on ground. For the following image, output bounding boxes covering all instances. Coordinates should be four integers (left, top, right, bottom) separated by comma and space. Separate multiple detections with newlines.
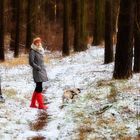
0, 46, 140, 140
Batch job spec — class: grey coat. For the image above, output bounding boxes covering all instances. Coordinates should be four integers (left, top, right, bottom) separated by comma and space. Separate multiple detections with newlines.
29, 49, 48, 83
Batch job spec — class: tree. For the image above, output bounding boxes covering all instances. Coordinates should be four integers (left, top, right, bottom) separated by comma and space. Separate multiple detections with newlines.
104, 0, 113, 64
80, 0, 87, 51
45, 0, 56, 22
56, 0, 63, 23
113, 0, 135, 79
62, 0, 70, 56
0, 0, 5, 61
14, 0, 21, 58
10, 0, 16, 51
74, 0, 81, 52
112, 0, 120, 35
25, 0, 32, 52
93, 0, 104, 45
74, 0, 87, 52
133, 0, 140, 73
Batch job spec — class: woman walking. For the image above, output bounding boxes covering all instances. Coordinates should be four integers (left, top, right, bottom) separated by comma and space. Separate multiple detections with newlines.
29, 37, 48, 109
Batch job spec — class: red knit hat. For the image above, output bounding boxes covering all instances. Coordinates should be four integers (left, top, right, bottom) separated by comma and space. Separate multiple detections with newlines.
33, 37, 42, 44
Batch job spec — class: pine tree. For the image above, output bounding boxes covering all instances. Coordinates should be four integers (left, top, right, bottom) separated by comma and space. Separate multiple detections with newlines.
74, 0, 87, 52
93, 0, 105, 45
80, 0, 87, 51
112, 0, 120, 35
133, 0, 140, 73
104, 0, 113, 64
0, 0, 5, 61
10, 0, 16, 51
14, 0, 21, 58
74, 0, 81, 52
113, 0, 135, 79
25, 0, 32, 52
62, 0, 70, 56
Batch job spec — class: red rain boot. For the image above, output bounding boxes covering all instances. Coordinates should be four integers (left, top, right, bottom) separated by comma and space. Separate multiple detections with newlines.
36, 93, 48, 109
30, 91, 38, 108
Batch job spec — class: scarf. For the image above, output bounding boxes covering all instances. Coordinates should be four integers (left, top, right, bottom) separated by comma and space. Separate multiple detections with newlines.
31, 43, 45, 55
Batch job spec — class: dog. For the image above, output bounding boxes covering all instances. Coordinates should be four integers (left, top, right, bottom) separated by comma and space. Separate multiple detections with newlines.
62, 88, 81, 103
59, 88, 81, 109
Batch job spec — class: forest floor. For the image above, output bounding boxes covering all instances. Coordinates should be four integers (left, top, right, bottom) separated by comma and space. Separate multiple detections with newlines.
0, 46, 140, 140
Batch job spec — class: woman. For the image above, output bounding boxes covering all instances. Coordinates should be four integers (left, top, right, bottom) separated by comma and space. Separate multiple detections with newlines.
29, 37, 48, 109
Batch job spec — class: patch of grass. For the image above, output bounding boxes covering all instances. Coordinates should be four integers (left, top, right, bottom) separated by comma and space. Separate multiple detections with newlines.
75, 111, 84, 118
1, 54, 50, 68
3, 88, 17, 97
84, 93, 95, 100
44, 55, 50, 63
107, 84, 117, 103
119, 136, 132, 140
96, 118, 108, 126
97, 79, 128, 88
111, 123, 128, 137
29, 111, 48, 131
1, 56, 28, 67
96, 116, 116, 127
77, 117, 94, 140
120, 84, 134, 93
27, 135, 46, 140
78, 125, 94, 140
83, 118, 93, 125
97, 79, 114, 87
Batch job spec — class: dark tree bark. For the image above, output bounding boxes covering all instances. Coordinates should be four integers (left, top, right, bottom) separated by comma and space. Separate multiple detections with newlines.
104, 0, 113, 64
113, 0, 135, 79
80, 0, 87, 51
71, 0, 76, 24
45, 0, 56, 22
62, 0, 70, 56
56, 1, 63, 24
93, 0, 105, 45
35, 0, 42, 35
25, 0, 32, 52
133, 0, 140, 73
74, 0, 87, 52
112, 0, 120, 35
74, 0, 81, 52
10, 0, 16, 51
0, 0, 5, 61
14, 0, 20, 58
45, 0, 51, 21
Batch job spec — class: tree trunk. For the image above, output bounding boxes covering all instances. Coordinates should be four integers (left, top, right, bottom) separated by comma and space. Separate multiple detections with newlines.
104, 0, 113, 64
80, 0, 87, 51
0, 0, 5, 61
10, 0, 16, 51
25, 0, 32, 53
56, 1, 63, 24
113, 0, 135, 79
62, 0, 70, 56
133, 0, 140, 73
14, 0, 20, 58
93, 0, 104, 46
112, 0, 120, 35
74, 0, 81, 52
45, 0, 55, 22
74, 0, 87, 52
